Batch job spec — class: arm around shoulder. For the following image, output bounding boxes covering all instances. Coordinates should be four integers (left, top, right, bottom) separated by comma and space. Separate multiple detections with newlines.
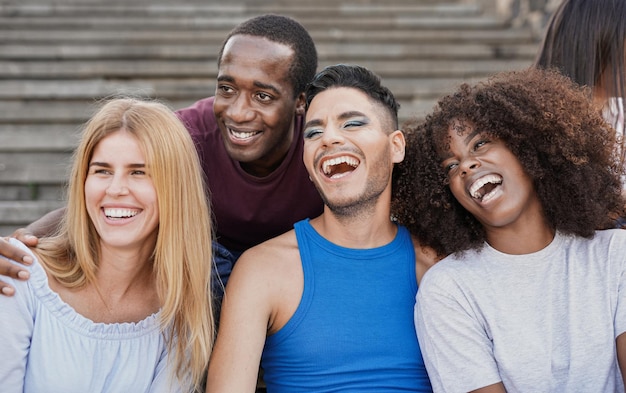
0, 208, 65, 296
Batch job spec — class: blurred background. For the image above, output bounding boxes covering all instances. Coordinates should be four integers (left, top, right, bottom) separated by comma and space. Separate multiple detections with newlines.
0, 0, 559, 233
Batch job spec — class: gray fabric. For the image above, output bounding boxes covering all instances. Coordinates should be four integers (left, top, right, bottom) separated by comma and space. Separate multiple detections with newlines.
415, 230, 626, 393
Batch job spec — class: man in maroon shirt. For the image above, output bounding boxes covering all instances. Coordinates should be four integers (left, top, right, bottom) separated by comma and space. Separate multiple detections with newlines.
0, 15, 323, 300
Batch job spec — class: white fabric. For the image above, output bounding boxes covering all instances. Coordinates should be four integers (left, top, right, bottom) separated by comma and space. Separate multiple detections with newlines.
604, 97, 626, 187
0, 239, 183, 393
415, 230, 626, 393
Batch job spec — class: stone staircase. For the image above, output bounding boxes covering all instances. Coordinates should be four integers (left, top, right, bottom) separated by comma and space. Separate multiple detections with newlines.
0, 0, 541, 233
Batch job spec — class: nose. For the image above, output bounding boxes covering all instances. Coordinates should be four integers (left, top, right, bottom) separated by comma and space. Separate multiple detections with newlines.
225, 94, 255, 123
459, 157, 480, 177
320, 125, 344, 147
105, 174, 129, 197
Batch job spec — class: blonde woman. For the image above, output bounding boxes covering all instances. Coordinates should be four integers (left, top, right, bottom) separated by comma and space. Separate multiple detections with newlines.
0, 98, 215, 392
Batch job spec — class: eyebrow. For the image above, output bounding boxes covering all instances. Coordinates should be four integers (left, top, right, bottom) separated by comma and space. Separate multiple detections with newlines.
217, 75, 281, 96
304, 110, 368, 130
439, 129, 481, 161
464, 130, 480, 144
89, 162, 145, 168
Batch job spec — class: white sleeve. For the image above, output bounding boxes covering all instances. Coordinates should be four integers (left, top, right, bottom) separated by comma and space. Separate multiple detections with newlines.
612, 231, 626, 338
0, 241, 36, 392
415, 267, 502, 393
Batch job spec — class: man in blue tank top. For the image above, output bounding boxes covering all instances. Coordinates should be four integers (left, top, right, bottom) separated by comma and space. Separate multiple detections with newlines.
207, 64, 436, 392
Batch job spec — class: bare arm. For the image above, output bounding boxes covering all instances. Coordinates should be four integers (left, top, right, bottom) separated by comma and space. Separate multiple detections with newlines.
24, 206, 65, 238
617, 332, 626, 386
0, 207, 65, 296
470, 382, 507, 393
206, 249, 276, 392
207, 232, 302, 393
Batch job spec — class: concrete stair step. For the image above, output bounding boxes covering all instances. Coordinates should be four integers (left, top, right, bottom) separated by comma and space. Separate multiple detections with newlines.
0, 76, 483, 100
0, 42, 538, 61
0, 28, 534, 45
0, 79, 212, 100
0, 201, 66, 233
11, 0, 448, 4
0, 58, 532, 79
0, 124, 80, 151
0, 15, 506, 31
1, 3, 483, 17
0, 185, 62, 203
0, 151, 70, 183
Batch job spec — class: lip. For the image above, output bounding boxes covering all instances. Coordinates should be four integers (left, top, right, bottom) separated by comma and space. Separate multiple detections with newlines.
101, 205, 142, 223
225, 124, 262, 145
465, 172, 504, 206
317, 152, 361, 181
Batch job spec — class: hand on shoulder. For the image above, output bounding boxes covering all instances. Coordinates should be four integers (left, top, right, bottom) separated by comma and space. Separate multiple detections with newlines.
0, 233, 37, 296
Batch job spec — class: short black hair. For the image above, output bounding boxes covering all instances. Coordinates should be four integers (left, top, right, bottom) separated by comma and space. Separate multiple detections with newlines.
218, 14, 318, 98
305, 64, 400, 129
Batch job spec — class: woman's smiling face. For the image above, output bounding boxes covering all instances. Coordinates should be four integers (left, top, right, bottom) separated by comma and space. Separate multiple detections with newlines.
441, 122, 544, 235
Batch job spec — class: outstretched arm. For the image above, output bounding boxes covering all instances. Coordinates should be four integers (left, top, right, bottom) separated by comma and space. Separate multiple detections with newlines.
0, 207, 65, 296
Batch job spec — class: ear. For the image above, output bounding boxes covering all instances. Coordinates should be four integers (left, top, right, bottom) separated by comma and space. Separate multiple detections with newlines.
295, 92, 306, 116
390, 129, 406, 164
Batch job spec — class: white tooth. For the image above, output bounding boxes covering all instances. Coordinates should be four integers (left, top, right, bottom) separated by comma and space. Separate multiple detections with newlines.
231, 129, 257, 139
105, 208, 138, 218
321, 155, 360, 175
469, 175, 502, 199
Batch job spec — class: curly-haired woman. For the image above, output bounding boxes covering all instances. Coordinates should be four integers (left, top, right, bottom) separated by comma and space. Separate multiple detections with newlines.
393, 68, 626, 392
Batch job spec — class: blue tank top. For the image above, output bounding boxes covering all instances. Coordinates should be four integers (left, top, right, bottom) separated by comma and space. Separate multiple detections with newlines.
261, 219, 432, 392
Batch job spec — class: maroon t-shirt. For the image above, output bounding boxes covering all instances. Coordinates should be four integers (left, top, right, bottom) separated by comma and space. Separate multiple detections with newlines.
176, 97, 324, 253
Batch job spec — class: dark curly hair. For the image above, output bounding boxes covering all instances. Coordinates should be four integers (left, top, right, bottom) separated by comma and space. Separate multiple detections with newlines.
217, 14, 318, 98
392, 68, 625, 257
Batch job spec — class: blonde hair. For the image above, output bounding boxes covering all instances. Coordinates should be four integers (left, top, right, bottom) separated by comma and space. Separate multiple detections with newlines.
36, 97, 215, 391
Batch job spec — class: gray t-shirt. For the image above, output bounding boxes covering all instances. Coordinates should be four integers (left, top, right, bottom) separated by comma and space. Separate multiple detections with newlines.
415, 230, 626, 393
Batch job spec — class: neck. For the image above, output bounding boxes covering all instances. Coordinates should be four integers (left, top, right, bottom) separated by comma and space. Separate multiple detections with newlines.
485, 218, 555, 255
310, 195, 396, 249
95, 243, 156, 299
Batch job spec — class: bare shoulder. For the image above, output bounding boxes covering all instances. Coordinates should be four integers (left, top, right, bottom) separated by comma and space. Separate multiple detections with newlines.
227, 229, 303, 333
233, 229, 300, 279
411, 235, 442, 285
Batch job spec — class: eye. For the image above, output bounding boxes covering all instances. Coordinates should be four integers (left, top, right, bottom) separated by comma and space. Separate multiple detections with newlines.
343, 119, 366, 129
217, 85, 235, 95
473, 139, 489, 151
256, 92, 273, 102
131, 170, 146, 176
304, 128, 323, 140
90, 168, 111, 175
442, 161, 458, 175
